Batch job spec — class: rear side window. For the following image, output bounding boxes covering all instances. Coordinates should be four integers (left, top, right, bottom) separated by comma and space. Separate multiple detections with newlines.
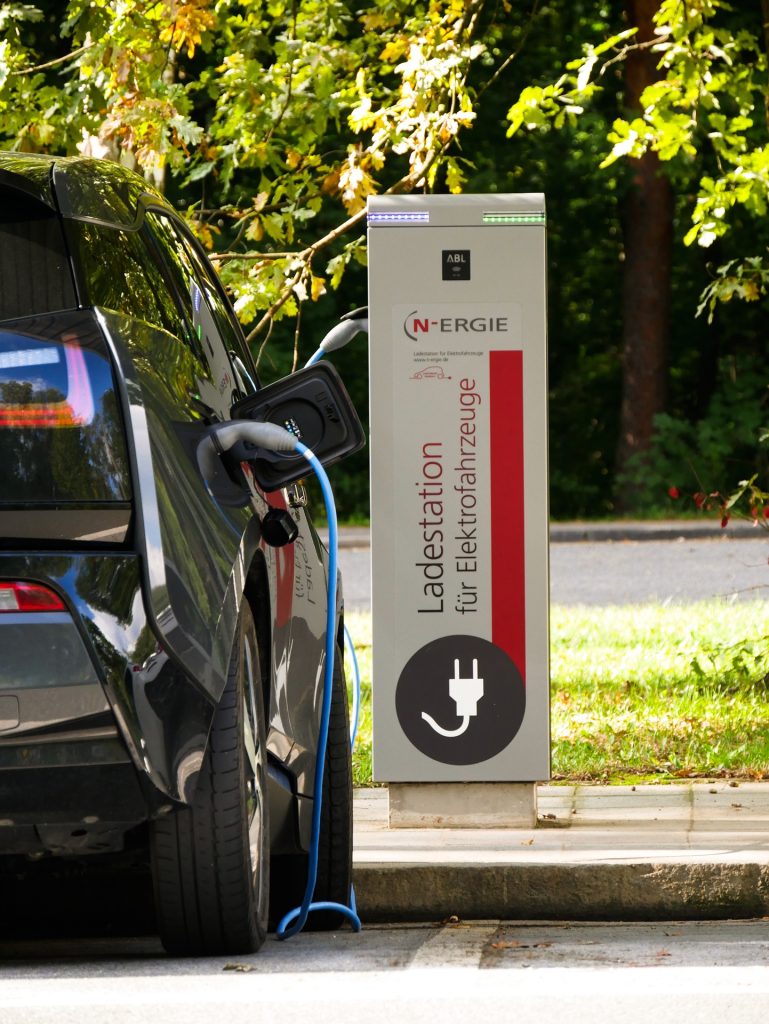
148, 212, 246, 355
70, 220, 185, 337
0, 193, 77, 323
143, 211, 245, 418
0, 310, 131, 503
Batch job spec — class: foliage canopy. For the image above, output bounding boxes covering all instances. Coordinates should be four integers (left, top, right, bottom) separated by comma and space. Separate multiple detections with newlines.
507, 0, 769, 318
0, 0, 490, 352
5, 1, 769, 518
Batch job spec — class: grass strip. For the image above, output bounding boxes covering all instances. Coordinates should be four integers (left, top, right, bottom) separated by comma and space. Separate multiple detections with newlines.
345, 602, 769, 786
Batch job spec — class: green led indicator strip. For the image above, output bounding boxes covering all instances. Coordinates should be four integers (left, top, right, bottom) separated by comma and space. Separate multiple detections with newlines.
482, 212, 546, 225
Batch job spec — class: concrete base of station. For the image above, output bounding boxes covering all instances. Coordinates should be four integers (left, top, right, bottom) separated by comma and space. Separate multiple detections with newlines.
388, 782, 538, 829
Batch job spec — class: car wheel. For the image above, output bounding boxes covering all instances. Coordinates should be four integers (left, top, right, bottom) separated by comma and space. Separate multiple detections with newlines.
150, 602, 269, 955
270, 642, 352, 931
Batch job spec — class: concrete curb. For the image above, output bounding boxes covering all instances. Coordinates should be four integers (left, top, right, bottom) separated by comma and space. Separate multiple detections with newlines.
328, 520, 764, 548
354, 862, 769, 923
549, 520, 760, 543
352, 785, 769, 923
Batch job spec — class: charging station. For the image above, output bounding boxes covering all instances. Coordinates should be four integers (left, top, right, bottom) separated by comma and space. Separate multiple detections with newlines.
367, 193, 549, 788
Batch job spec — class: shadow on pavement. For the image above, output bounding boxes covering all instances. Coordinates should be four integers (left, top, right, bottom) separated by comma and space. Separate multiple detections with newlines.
0, 853, 157, 942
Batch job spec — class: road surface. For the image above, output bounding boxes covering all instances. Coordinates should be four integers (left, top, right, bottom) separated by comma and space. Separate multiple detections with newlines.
340, 535, 769, 609
1, 920, 769, 1024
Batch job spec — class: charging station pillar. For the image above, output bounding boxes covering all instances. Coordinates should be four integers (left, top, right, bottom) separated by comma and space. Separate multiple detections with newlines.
367, 194, 549, 827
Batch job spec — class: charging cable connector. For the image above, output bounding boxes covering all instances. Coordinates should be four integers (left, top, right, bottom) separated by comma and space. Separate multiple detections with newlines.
305, 307, 369, 367
422, 658, 484, 738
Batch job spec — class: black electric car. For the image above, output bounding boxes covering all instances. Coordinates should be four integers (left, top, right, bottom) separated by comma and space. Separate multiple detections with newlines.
0, 152, 356, 954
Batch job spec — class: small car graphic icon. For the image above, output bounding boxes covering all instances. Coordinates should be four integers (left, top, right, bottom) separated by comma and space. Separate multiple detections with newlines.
411, 364, 452, 380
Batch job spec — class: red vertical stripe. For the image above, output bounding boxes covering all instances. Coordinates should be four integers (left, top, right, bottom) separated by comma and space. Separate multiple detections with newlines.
489, 350, 526, 682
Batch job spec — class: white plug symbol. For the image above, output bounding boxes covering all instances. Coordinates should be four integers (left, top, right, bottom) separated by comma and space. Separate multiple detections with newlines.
422, 658, 484, 738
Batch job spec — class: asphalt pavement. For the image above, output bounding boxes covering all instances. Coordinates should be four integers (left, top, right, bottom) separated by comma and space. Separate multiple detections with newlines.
332, 519, 769, 609
2, 921, 769, 1024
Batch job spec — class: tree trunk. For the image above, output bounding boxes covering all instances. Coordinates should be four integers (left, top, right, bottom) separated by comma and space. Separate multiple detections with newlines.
759, 0, 769, 129
615, 0, 674, 509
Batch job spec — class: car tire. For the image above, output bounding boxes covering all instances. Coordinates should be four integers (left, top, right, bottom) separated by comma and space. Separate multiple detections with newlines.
270, 643, 352, 931
150, 601, 269, 955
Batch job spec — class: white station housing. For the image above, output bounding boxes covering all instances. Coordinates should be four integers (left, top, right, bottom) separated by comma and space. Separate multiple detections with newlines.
367, 193, 550, 782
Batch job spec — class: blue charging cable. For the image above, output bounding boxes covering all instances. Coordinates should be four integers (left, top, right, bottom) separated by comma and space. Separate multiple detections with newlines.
305, 307, 368, 369
275, 440, 362, 938
197, 421, 362, 939
304, 330, 365, 752
199, 316, 367, 940
305, 353, 362, 749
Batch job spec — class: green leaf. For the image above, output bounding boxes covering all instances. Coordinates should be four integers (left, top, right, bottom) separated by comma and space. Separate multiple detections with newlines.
0, 5, 44, 31
185, 162, 215, 183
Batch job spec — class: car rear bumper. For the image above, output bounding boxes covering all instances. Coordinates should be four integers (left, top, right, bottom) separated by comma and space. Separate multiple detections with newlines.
0, 552, 218, 827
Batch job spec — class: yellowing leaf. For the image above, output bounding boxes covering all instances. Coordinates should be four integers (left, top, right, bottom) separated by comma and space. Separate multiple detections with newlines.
159, 0, 215, 60
190, 221, 219, 250
445, 159, 465, 194
380, 39, 407, 64
246, 218, 264, 242
360, 12, 390, 31
321, 169, 341, 195
337, 147, 378, 214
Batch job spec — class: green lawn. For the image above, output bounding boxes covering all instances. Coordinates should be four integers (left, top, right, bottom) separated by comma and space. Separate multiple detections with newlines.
344, 602, 769, 786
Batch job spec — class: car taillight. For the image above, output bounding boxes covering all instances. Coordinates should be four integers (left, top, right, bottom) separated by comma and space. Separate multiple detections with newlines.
0, 582, 66, 613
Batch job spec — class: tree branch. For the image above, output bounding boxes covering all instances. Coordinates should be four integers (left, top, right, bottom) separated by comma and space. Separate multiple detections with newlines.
210, 251, 298, 262
458, 0, 487, 37
246, 264, 306, 342
599, 37, 658, 76
291, 295, 303, 372
478, 0, 541, 98
264, 0, 299, 144
239, 1, 480, 348
243, 144, 446, 344
11, 42, 94, 77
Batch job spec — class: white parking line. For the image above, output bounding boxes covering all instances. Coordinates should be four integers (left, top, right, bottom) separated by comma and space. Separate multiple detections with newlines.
408, 920, 500, 969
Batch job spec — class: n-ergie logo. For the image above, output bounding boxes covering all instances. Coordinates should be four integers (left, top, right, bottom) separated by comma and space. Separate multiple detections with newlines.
404, 310, 510, 342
